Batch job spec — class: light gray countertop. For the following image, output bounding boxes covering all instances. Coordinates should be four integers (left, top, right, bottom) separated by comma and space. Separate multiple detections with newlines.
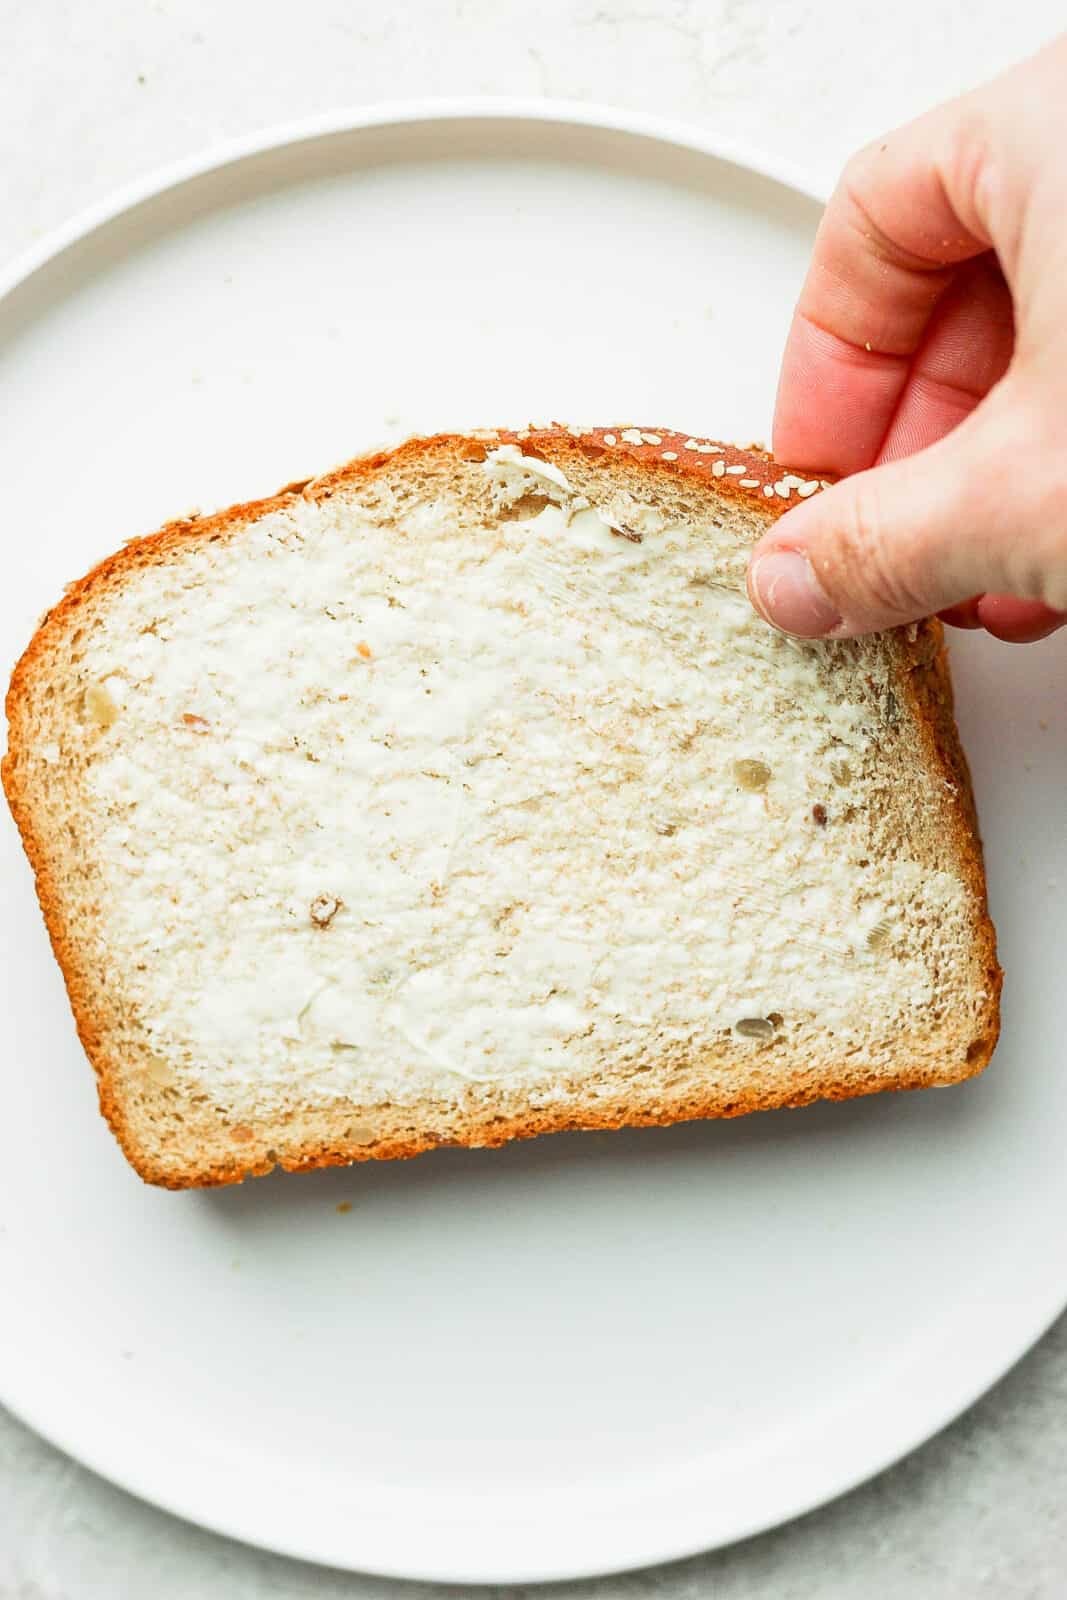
2, 2, 1064, 1595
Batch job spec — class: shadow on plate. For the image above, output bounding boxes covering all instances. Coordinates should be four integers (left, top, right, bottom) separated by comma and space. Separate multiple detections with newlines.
195, 1068, 995, 1232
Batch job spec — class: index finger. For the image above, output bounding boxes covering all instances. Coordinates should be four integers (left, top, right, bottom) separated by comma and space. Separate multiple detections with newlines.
773, 103, 992, 474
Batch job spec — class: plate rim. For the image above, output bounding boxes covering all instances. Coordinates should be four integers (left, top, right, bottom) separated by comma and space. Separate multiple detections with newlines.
4, 98, 1057, 1586
0, 94, 829, 305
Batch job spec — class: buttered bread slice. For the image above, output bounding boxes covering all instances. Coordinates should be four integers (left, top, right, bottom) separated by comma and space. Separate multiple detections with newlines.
3, 426, 1000, 1187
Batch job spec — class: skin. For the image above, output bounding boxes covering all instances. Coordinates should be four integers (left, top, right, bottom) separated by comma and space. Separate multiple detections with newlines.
746, 35, 1067, 644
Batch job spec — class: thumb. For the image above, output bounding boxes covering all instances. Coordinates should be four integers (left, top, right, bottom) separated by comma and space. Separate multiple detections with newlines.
746, 393, 1064, 637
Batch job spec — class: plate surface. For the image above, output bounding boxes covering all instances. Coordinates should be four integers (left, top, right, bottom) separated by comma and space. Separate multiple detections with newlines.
1, 103, 1065, 1584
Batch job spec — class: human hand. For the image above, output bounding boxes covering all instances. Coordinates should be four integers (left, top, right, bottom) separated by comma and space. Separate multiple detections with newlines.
746, 36, 1067, 644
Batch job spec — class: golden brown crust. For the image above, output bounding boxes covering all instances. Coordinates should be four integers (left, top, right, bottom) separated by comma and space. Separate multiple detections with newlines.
130, 1056, 990, 1190
4, 426, 819, 691
3, 425, 1000, 1189
896, 623, 1002, 1061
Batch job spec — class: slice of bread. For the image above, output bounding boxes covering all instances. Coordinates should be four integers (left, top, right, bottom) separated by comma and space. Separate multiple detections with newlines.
3, 426, 1001, 1188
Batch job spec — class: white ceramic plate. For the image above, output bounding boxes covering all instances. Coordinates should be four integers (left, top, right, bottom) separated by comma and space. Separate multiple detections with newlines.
1, 102, 1065, 1585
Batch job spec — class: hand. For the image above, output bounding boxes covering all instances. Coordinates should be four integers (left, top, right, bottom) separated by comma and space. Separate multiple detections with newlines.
746, 36, 1067, 644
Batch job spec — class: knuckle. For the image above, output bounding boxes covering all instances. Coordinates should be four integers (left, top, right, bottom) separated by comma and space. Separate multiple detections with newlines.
837, 145, 883, 223
980, 389, 1067, 602
945, 101, 996, 217
820, 477, 922, 623
840, 138, 885, 191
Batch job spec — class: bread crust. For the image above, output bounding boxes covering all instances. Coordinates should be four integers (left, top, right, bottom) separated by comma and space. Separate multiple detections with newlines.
3, 426, 1001, 1188
119, 1057, 995, 1191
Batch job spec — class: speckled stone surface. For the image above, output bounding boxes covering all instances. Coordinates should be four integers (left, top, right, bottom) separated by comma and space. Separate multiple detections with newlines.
2, 2, 1065, 1595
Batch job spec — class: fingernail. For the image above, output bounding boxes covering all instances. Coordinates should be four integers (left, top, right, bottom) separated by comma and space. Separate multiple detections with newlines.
749, 550, 841, 637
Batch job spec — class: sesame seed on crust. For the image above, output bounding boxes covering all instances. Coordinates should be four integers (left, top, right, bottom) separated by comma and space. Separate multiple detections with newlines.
474, 426, 832, 522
